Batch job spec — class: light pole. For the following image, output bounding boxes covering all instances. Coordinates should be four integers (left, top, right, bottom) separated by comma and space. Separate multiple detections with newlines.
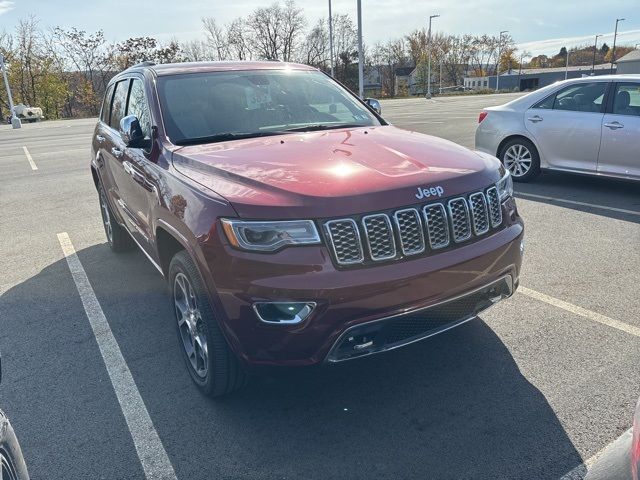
495, 30, 508, 92
426, 14, 440, 98
0, 53, 20, 129
439, 57, 443, 94
328, 0, 335, 77
564, 50, 570, 80
592, 34, 602, 74
356, 0, 364, 98
611, 18, 625, 74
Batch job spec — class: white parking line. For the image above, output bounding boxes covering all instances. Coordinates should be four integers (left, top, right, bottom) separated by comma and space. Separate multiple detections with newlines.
559, 428, 633, 479
22, 146, 38, 170
519, 286, 640, 338
516, 192, 640, 217
57, 232, 177, 480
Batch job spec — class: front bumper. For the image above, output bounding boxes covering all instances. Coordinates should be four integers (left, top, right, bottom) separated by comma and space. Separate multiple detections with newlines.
205, 198, 523, 368
326, 274, 514, 362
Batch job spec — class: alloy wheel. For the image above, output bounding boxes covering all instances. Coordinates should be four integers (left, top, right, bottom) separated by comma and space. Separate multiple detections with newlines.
503, 144, 532, 178
0, 450, 18, 480
173, 273, 209, 378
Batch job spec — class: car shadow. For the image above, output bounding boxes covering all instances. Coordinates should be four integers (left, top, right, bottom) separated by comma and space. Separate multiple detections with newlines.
515, 171, 640, 224
0, 244, 584, 479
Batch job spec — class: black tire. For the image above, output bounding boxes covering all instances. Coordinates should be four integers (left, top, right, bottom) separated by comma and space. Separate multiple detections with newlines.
0, 410, 30, 480
97, 181, 132, 253
169, 250, 247, 397
499, 137, 541, 182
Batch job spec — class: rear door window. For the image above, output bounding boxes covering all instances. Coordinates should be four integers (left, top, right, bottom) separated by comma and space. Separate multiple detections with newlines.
110, 79, 130, 130
533, 82, 607, 112
611, 83, 640, 117
100, 84, 115, 124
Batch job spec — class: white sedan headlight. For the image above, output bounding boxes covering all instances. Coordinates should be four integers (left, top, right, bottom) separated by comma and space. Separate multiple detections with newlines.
496, 168, 513, 201
221, 219, 321, 252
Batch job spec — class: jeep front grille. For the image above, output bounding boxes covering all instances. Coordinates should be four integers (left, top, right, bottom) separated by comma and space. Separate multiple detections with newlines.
362, 214, 396, 261
324, 186, 504, 267
325, 219, 364, 265
423, 203, 449, 249
393, 209, 425, 255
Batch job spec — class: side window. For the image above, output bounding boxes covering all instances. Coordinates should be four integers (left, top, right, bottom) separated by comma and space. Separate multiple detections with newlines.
110, 79, 130, 130
611, 83, 640, 117
553, 83, 607, 113
533, 93, 555, 110
126, 79, 152, 139
100, 84, 114, 124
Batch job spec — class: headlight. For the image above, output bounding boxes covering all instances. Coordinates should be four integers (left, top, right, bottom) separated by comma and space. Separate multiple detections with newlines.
496, 169, 513, 201
221, 219, 321, 252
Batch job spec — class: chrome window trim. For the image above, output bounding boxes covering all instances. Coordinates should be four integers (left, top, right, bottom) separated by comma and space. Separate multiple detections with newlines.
324, 218, 365, 265
447, 197, 472, 243
469, 191, 490, 236
422, 203, 450, 249
393, 208, 426, 256
361, 213, 397, 261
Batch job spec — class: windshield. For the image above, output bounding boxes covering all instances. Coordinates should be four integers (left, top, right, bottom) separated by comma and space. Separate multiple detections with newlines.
156, 69, 380, 145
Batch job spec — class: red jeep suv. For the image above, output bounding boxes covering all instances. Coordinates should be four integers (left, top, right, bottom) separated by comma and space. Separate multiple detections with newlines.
91, 61, 524, 396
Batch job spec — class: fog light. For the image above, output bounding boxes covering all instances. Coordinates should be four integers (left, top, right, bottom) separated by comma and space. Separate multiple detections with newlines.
253, 302, 315, 325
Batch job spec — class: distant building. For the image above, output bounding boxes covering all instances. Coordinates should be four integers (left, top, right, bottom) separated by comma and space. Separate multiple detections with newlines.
394, 67, 414, 96
363, 66, 383, 97
464, 63, 615, 92
616, 50, 640, 74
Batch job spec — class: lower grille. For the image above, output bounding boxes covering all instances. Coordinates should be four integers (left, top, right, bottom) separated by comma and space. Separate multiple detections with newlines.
326, 275, 514, 362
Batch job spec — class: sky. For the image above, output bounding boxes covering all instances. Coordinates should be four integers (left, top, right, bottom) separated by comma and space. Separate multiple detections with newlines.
1, 0, 639, 58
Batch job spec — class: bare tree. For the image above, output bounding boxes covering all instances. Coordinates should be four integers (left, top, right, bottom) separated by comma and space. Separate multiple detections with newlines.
202, 17, 230, 60
227, 18, 251, 60
246, 1, 306, 61
181, 39, 212, 62
300, 18, 329, 67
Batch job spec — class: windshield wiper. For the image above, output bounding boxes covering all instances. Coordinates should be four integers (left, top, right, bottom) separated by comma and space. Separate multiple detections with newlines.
174, 131, 285, 146
282, 123, 367, 133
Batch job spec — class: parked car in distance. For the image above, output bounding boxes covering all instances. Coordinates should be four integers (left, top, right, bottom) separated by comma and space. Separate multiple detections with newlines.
0, 356, 30, 480
584, 395, 640, 480
91, 61, 524, 396
475, 75, 640, 182
12, 104, 43, 123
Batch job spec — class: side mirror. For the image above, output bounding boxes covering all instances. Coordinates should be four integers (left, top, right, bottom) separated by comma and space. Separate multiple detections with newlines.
119, 115, 148, 148
365, 98, 382, 115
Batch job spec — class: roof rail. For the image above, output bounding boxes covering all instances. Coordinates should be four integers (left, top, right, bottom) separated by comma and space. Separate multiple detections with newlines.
128, 61, 156, 69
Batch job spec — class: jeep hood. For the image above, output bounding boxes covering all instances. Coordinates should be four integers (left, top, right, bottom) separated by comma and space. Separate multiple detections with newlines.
171, 126, 500, 219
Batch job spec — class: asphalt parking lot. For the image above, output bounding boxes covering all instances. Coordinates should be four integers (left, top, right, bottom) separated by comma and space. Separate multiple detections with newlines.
1, 93, 639, 479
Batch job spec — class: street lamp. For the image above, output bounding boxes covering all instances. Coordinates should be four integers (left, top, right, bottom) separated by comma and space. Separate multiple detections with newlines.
495, 30, 508, 92
592, 34, 602, 74
564, 49, 570, 80
426, 14, 440, 98
0, 53, 21, 129
356, 0, 364, 98
610, 18, 625, 74
328, 0, 335, 77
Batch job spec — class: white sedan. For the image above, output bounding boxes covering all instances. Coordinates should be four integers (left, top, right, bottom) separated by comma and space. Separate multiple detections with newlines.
475, 75, 640, 182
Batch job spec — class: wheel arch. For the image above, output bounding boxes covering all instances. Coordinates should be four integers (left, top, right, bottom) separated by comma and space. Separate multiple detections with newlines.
155, 225, 187, 278
496, 134, 541, 161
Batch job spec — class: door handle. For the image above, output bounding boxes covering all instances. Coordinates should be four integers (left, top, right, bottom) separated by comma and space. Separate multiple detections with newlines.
96, 135, 105, 143
604, 121, 624, 130
527, 115, 543, 123
111, 147, 123, 158
123, 161, 157, 193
